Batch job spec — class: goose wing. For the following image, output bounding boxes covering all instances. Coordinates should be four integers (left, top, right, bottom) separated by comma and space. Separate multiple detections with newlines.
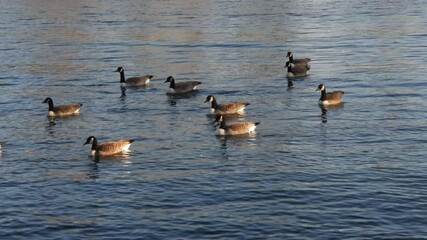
217, 102, 249, 114
325, 91, 344, 101
226, 122, 259, 135
126, 75, 152, 86
96, 140, 134, 156
291, 58, 311, 69
53, 104, 82, 115
288, 64, 310, 74
293, 58, 311, 64
174, 81, 202, 92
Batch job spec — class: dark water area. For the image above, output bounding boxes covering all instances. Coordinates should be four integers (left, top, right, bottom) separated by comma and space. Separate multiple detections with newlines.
1, 0, 427, 239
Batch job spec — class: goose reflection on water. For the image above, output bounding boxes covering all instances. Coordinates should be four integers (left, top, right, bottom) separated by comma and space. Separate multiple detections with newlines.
0, 142, 4, 156
319, 103, 344, 123
120, 86, 127, 99
167, 90, 200, 106
91, 153, 134, 164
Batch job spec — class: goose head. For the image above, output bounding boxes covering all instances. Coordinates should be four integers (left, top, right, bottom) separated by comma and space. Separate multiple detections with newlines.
42, 97, 53, 104
115, 67, 124, 73
316, 84, 326, 91
83, 136, 97, 148
164, 76, 174, 83
204, 95, 215, 103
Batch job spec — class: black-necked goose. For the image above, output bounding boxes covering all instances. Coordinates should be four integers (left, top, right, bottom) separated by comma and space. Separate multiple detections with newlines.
287, 51, 311, 68
214, 115, 260, 136
204, 95, 250, 115
83, 136, 134, 157
42, 97, 82, 117
115, 67, 153, 87
316, 84, 344, 106
164, 76, 201, 94
285, 61, 309, 78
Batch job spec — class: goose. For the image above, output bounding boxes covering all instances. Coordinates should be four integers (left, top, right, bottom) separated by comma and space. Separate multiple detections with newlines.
214, 115, 260, 136
83, 136, 134, 157
164, 76, 201, 94
115, 67, 153, 87
316, 84, 344, 106
42, 97, 82, 117
287, 51, 311, 68
204, 95, 250, 115
285, 61, 309, 78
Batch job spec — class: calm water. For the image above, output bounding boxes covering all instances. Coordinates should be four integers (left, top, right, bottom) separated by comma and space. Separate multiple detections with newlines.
1, 0, 427, 239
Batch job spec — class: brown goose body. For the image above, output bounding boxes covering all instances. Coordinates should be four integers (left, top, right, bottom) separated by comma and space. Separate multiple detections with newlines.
214, 115, 259, 136
84, 136, 134, 157
115, 67, 153, 87
42, 97, 82, 117
316, 84, 344, 106
165, 76, 201, 94
285, 61, 309, 78
204, 95, 250, 115
287, 51, 311, 68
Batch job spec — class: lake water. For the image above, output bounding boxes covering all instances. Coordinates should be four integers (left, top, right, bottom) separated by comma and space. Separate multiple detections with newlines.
1, 0, 427, 239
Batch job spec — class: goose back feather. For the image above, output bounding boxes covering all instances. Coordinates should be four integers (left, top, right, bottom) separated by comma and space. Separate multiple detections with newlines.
115, 67, 153, 86
42, 97, 82, 117
287, 51, 311, 68
214, 115, 259, 136
204, 95, 250, 115
84, 136, 134, 157
285, 61, 309, 78
165, 76, 201, 94
316, 84, 344, 106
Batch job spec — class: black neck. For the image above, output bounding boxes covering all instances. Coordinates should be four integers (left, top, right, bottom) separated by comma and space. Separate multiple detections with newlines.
289, 55, 294, 62
91, 138, 98, 150
169, 78, 175, 89
210, 98, 218, 109
47, 100, 54, 111
119, 71, 126, 83
219, 118, 227, 129
320, 89, 327, 101
287, 64, 292, 71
